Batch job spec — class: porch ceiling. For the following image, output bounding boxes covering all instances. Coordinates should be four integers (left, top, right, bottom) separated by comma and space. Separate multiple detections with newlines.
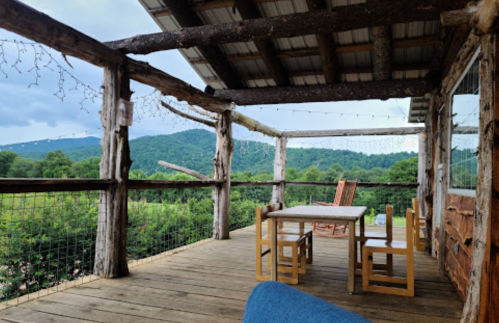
137, 0, 469, 100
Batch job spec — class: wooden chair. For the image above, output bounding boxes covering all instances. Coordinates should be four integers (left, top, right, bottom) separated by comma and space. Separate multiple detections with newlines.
355, 204, 393, 276
312, 178, 358, 237
412, 198, 426, 252
273, 202, 313, 264
362, 208, 415, 297
256, 205, 307, 285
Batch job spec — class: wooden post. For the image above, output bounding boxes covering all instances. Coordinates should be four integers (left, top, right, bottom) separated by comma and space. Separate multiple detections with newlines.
271, 137, 288, 204
437, 95, 451, 273
94, 65, 132, 278
213, 110, 234, 240
417, 131, 429, 252
461, 33, 497, 323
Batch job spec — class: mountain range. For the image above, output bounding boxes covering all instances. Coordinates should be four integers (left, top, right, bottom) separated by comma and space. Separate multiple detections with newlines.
1, 129, 417, 175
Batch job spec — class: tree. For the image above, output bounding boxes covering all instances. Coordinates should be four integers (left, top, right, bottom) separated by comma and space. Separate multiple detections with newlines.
0, 151, 18, 177
387, 157, 418, 183
7, 157, 36, 178
72, 157, 100, 178
34, 150, 73, 178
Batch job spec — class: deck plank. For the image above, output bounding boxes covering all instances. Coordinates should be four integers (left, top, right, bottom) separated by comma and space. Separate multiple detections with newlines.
0, 226, 463, 323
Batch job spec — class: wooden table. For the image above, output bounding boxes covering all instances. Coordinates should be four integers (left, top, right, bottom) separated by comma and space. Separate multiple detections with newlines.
267, 205, 367, 293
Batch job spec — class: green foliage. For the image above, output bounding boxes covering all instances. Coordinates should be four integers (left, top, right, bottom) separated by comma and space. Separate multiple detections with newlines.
0, 151, 18, 177
34, 150, 73, 178
72, 157, 100, 179
7, 157, 36, 178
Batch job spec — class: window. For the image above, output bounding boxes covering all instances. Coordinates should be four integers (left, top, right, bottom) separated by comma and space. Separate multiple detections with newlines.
450, 54, 480, 191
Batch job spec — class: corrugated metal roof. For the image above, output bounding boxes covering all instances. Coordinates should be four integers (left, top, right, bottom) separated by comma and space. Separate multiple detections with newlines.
138, 0, 439, 92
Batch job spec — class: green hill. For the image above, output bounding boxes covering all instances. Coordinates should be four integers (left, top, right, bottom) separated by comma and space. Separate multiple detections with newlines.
4, 129, 417, 176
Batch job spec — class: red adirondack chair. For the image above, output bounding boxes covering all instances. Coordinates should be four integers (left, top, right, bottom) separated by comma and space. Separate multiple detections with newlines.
312, 178, 358, 237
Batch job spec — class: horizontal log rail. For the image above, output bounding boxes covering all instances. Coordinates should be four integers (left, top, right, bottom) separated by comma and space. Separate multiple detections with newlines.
285, 181, 419, 188
232, 181, 282, 187
128, 180, 224, 190
0, 179, 117, 194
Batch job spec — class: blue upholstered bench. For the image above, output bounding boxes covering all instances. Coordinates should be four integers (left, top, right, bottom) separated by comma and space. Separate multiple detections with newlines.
243, 282, 371, 323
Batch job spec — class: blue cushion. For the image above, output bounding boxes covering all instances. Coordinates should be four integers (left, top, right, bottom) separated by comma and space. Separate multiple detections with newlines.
243, 281, 371, 323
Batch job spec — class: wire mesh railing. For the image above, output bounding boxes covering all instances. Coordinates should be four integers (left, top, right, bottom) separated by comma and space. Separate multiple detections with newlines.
0, 191, 101, 307
127, 188, 213, 267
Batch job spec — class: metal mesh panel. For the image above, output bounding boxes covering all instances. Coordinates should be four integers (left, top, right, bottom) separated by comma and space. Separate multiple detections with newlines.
0, 191, 102, 308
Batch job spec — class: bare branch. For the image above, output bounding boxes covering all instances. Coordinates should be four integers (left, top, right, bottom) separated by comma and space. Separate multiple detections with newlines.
161, 101, 216, 128
158, 161, 213, 181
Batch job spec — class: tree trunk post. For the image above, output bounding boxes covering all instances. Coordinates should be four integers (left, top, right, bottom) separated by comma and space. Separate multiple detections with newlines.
95, 65, 132, 278
272, 136, 288, 204
461, 33, 497, 323
417, 131, 431, 254
213, 110, 234, 240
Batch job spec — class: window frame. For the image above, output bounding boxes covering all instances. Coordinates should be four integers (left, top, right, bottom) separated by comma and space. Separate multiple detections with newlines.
447, 48, 481, 197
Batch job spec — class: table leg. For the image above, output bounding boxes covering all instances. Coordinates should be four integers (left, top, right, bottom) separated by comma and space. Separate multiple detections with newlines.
348, 220, 355, 293
270, 218, 278, 281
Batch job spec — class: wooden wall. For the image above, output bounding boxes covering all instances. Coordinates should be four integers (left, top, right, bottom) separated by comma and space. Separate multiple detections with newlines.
444, 194, 475, 301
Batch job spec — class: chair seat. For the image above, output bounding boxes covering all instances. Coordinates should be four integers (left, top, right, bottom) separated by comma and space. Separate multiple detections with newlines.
356, 231, 387, 239
278, 228, 313, 235
365, 239, 407, 250
262, 234, 306, 244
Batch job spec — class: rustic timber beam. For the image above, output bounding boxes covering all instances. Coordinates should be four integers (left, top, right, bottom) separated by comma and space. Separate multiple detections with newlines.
0, 179, 116, 194
214, 79, 434, 105
188, 105, 218, 120
106, 1, 468, 54
158, 161, 213, 181
0, 0, 231, 113
306, 0, 338, 83
0, 0, 125, 67
441, 0, 499, 33
189, 36, 439, 65
127, 60, 231, 113
234, 1, 290, 86
128, 180, 223, 190
283, 127, 425, 138
372, 26, 393, 81
231, 110, 282, 137
159, 0, 243, 89
160, 101, 216, 128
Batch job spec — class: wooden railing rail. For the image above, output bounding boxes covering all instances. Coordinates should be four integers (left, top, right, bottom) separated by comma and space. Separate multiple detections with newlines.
0, 179, 117, 194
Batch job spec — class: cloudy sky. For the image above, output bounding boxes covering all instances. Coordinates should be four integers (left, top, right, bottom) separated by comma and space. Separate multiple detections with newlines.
0, 0, 420, 153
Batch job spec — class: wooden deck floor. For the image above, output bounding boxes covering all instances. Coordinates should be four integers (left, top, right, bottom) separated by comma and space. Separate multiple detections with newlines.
0, 225, 463, 323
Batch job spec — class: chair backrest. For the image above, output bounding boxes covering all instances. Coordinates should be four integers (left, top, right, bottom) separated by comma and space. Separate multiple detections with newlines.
405, 208, 415, 248
256, 205, 272, 240
332, 178, 347, 206
385, 204, 393, 242
340, 179, 358, 206
412, 198, 420, 218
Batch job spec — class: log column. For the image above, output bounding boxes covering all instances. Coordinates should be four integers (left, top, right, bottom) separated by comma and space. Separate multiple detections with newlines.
271, 136, 288, 204
461, 33, 497, 323
213, 110, 234, 239
417, 131, 431, 253
95, 65, 132, 278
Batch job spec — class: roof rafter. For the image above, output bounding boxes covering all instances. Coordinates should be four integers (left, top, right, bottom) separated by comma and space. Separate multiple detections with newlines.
158, 0, 244, 89
188, 36, 439, 65
106, 0, 470, 54
214, 79, 434, 105
306, 0, 338, 84
234, 1, 290, 86
372, 25, 393, 81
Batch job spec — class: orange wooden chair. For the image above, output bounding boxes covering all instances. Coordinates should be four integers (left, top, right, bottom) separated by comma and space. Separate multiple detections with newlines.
412, 198, 426, 251
362, 208, 415, 297
312, 178, 358, 237
255, 205, 307, 285
273, 202, 313, 264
